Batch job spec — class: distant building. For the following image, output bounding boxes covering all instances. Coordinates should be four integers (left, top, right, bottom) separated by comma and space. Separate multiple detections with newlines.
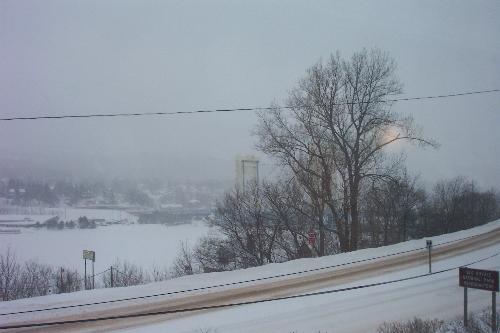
7, 189, 16, 199
235, 155, 259, 190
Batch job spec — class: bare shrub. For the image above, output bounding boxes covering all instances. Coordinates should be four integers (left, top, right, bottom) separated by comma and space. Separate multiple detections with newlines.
193, 236, 237, 273
478, 306, 499, 333
378, 318, 443, 333
17, 261, 53, 298
150, 265, 169, 282
54, 267, 82, 294
103, 260, 148, 287
170, 241, 197, 278
378, 307, 499, 333
0, 248, 20, 301
445, 307, 500, 333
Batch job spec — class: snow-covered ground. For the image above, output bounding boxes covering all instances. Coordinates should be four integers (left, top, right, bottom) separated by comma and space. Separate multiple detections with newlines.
0, 220, 211, 273
123, 248, 498, 333
1, 220, 499, 333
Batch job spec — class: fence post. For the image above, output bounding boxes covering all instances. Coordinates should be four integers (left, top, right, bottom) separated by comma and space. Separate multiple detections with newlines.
110, 266, 114, 288
426, 240, 432, 273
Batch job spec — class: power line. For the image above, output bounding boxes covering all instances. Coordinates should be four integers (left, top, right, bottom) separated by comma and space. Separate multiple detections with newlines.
0, 251, 497, 330
1, 89, 498, 122
0, 231, 487, 317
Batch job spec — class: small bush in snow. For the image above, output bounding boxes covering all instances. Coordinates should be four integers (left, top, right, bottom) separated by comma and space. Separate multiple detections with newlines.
377, 307, 499, 333
377, 317, 444, 333
443, 307, 499, 333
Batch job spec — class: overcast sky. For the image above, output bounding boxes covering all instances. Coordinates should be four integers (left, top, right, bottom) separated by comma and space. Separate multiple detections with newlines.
0, 0, 499, 187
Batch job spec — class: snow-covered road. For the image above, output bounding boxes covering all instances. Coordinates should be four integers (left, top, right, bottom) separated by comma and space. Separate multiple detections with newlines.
124, 244, 498, 333
1, 220, 499, 333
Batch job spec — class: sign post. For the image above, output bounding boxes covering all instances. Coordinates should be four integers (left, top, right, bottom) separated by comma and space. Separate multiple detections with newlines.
493, 291, 496, 332
464, 286, 468, 327
83, 250, 96, 290
459, 267, 498, 331
84, 259, 87, 290
426, 240, 432, 273
308, 230, 316, 246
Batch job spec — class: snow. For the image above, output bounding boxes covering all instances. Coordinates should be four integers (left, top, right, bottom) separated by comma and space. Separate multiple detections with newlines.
129, 248, 497, 333
1, 220, 499, 333
0, 220, 211, 273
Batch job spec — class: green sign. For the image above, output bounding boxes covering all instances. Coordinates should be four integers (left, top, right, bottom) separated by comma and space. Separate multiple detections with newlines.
83, 250, 95, 261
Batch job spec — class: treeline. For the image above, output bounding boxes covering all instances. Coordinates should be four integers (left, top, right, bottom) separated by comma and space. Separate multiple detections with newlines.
0, 250, 176, 302
169, 175, 498, 277
44, 216, 97, 229
0, 178, 154, 207
0, 178, 226, 209
364, 175, 498, 247
0, 250, 82, 301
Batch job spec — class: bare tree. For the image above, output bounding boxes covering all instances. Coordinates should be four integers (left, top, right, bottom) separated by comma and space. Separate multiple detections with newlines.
193, 236, 237, 273
170, 241, 196, 278
363, 172, 423, 246
214, 182, 281, 267
256, 48, 436, 252
0, 248, 20, 301
55, 267, 82, 294
103, 260, 148, 287
425, 177, 499, 235
262, 178, 322, 258
17, 261, 53, 298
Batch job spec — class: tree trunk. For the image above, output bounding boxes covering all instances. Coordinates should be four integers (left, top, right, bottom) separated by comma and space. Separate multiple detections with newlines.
318, 214, 325, 256
349, 178, 360, 251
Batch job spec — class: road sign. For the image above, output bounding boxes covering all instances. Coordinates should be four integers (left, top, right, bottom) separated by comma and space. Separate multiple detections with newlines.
459, 267, 499, 292
459, 267, 498, 331
308, 230, 316, 245
83, 250, 96, 290
83, 250, 95, 262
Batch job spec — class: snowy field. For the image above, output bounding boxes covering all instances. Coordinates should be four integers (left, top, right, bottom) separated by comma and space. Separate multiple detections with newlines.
1, 220, 499, 333
0, 218, 211, 273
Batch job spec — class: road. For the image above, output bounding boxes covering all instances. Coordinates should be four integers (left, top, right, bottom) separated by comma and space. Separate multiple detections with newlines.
2, 226, 499, 333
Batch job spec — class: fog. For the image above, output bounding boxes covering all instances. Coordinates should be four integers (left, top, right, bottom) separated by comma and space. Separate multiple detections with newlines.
1, 0, 499, 186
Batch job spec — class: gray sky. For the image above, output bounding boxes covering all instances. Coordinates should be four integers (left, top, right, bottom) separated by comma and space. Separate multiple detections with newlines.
0, 0, 499, 187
